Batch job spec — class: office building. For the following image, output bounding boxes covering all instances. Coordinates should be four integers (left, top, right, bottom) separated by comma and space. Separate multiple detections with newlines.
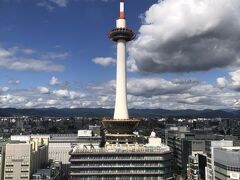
69, 135, 173, 180
48, 131, 101, 175
4, 137, 48, 180
0, 141, 6, 180
187, 153, 207, 180
205, 140, 233, 180
188, 155, 199, 180
214, 147, 240, 180
166, 127, 205, 173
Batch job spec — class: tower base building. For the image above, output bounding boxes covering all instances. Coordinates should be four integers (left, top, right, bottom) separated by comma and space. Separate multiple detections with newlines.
69, 136, 173, 180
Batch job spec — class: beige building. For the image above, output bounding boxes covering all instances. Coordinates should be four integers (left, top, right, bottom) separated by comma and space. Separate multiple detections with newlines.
0, 144, 5, 180
3, 136, 48, 180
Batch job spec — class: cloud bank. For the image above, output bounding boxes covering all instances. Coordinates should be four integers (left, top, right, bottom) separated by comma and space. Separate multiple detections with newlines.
0, 46, 66, 72
129, 0, 240, 73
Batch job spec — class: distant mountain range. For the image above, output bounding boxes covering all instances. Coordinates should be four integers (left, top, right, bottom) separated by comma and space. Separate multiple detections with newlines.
0, 108, 239, 118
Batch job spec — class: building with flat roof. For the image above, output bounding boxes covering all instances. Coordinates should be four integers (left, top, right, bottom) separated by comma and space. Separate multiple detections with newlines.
32, 160, 63, 180
214, 147, 240, 180
205, 140, 233, 180
3, 136, 48, 180
69, 137, 173, 180
48, 132, 101, 177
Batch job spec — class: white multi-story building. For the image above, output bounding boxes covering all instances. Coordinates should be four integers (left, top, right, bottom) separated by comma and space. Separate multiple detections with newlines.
48, 131, 101, 175
205, 140, 233, 180
69, 135, 173, 180
214, 147, 240, 180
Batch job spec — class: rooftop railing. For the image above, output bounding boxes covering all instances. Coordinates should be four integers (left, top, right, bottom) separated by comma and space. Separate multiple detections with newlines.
72, 145, 170, 154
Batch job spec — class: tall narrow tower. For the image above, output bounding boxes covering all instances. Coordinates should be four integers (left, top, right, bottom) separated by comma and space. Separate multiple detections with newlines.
102, 0, 139, 137
111, 0, 133, 120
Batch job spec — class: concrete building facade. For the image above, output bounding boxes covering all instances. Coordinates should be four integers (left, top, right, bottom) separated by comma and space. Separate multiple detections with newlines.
48, 132, 101, 176
205, 140, 233, 180
214, 147, 240, 180
3, 136, 48, 180
0, 143, 6, 180
69, 137, 173, 180
187, 153, 207, 180
4, 143, 32, 180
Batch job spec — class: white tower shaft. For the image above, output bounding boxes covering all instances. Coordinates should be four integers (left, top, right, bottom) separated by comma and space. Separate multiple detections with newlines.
114, 18, 129, 120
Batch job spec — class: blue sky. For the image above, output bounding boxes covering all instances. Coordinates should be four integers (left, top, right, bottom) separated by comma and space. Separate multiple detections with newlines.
0, 0, 156, 86
0, 0, 240, 109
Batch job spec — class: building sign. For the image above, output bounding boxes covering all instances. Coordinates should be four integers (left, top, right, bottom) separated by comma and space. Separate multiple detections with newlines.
12, 159, 23, 162
230, 172, 240, 180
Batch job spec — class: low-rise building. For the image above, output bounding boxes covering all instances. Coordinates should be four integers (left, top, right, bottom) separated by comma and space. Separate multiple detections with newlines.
32, 161, 62, 180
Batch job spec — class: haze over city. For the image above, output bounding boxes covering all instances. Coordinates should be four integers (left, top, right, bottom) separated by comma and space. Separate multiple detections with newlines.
0, 0, 240, 110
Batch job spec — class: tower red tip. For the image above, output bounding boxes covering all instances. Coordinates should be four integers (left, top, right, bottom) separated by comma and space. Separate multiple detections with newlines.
119, 0, 125, 19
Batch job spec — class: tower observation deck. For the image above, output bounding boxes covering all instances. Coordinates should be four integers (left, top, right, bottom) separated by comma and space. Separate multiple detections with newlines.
102, 0, 139, 136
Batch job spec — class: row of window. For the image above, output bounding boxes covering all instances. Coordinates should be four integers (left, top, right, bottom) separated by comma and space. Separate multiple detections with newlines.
72, 176, 168, 180
215, 162, 240, 172
6, 156, 29, 159
72, 156, 167, 160
71, 169, 167, 173
71, 162, 169, 167
5, 176, 29, 179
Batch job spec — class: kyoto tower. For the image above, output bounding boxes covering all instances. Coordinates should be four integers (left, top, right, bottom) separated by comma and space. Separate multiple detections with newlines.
102, 0, 139, 137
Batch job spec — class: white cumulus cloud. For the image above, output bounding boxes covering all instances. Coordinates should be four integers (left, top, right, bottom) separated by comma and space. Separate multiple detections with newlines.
218, 70, 240, 91
217, 77, 228, 88
37, 87, 50, 94
92, 57, 116, 67
0, 47, 65, 72
49, 76, 61, 86
129, 0, 240, 73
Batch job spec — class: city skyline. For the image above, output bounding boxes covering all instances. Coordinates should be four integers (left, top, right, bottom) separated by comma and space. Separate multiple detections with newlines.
0, 0, 240, 110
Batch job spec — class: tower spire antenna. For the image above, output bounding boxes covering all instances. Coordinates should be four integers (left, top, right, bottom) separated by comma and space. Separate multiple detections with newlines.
119, 0, 125, 19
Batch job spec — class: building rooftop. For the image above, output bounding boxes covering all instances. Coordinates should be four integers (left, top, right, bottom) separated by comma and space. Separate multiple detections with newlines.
71, 137, 170, 154
214, 147, 240, 167
78, 130, 92, 137
32, 169, 52, 179
50, 134, 77, 142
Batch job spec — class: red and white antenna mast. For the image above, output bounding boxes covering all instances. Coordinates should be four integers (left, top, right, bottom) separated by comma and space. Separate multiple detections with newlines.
119, 0, 125, 19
